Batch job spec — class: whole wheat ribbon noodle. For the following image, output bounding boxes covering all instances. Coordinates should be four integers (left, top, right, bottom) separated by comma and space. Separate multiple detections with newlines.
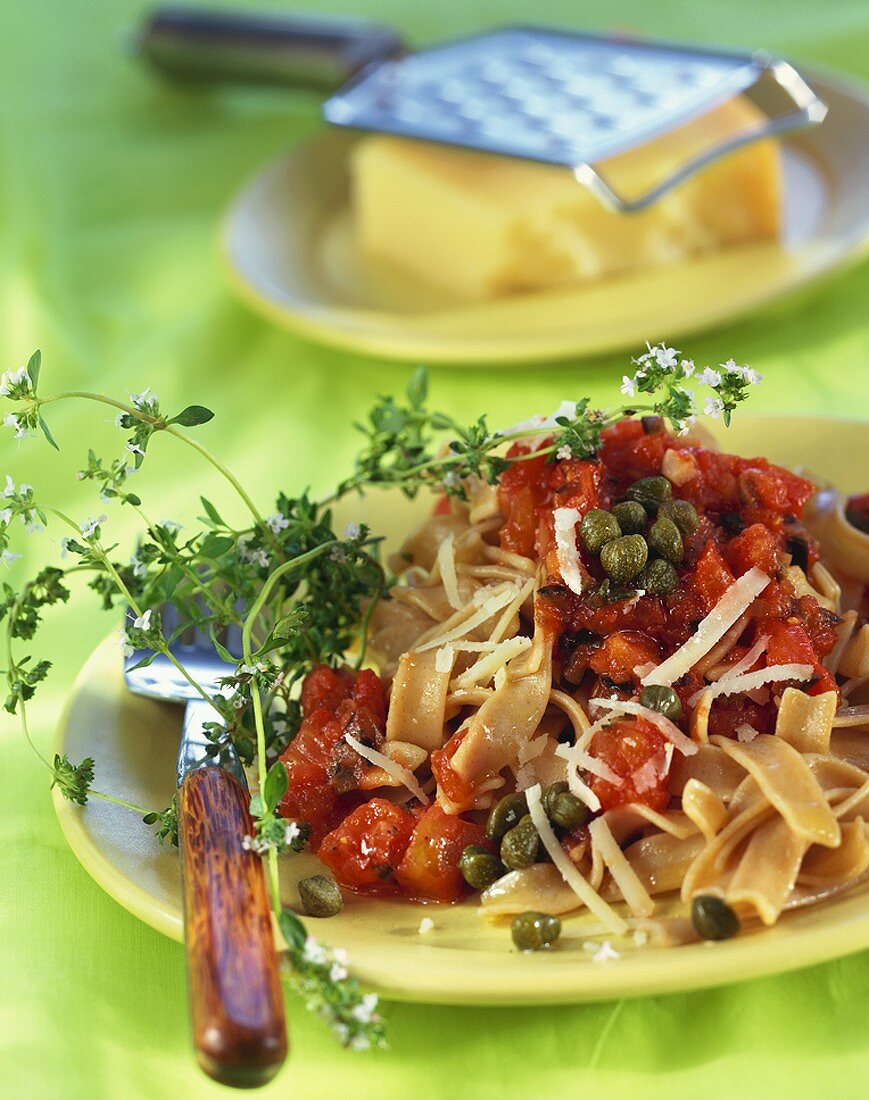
386, 648, 452, 751
798, 819, 869, 886
480, 863, 581, 918
682, 778, 727, 840
774, 688, 838, 754
601, 833, 705, 898
711, 734, 841, 848
669, 743, 746, 801
725, 813, 808, 925
448, 615, 553, 791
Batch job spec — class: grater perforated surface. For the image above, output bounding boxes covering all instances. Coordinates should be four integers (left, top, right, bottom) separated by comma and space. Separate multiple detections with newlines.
323, 27, 768, 168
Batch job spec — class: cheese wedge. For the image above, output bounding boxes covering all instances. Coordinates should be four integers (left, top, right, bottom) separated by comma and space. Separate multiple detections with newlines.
351, 96, 782, 300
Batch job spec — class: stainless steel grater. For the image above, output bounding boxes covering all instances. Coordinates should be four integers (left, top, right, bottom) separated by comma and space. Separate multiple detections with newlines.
138, 9, 826, 212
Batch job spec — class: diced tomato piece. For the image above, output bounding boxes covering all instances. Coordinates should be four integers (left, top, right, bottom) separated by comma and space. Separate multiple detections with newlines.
764, 620, 839, 697
588, 630, 661, 684
795, 595, 841, 659
590, 718, 669, 812
725, 522, 780, 577
318, 799, 417, 894
433, 493, 452, 516
394, 805, 488, 902
300, 665, 354, 716
350, 667, 387, 726
499, 484, 538, 557
846, 493, 869, 533
430, 728, 475, 812
693, 541, 735, 611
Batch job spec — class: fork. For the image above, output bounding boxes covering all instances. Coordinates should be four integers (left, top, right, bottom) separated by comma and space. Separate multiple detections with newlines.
124, 606, 287, 1087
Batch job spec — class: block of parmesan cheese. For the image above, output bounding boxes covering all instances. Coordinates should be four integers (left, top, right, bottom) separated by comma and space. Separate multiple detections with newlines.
351, 96, 782, 300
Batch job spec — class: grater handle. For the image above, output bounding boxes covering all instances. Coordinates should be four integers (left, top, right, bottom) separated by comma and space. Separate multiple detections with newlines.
578, 57, 827, 214
134, 6, 405, 91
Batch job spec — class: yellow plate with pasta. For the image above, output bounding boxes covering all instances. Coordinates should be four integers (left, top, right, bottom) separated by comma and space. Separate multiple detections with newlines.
54, 415, 869, 1004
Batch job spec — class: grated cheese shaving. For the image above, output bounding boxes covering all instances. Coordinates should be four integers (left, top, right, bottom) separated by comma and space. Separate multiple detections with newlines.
434, 645, 455, 675
494, 667, 507, 691
589, 697, 698, 756
686, 663, 814, 707
415, 584, 518, 652
525, 783, 628, 933
345, 732, 430, 805
552, 507, 585, 596
555, 742, 621, 785
450, 635, 532, 691
437, 535, 463, 611
717, 634, 769, 683
588, 816, 655, 918
592, 940, 621, 964
489, 577, 535, 644
418, 917, 435, 935
641, 567, 771, 687
736, 723, 760, 743
553, 743, 603, 811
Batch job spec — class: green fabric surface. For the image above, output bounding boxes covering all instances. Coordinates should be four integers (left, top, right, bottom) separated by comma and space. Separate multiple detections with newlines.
1, 1, 868, 1097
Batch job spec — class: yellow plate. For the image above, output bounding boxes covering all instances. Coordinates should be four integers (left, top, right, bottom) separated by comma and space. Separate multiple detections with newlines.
54, 416, 869, 1004
221, 68, 869, 365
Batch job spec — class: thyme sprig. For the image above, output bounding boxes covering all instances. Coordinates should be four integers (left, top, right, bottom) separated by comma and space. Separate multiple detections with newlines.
0, 341, 760, 1050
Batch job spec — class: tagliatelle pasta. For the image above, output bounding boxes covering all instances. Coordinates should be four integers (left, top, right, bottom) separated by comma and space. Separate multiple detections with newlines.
277, 409, 869, 948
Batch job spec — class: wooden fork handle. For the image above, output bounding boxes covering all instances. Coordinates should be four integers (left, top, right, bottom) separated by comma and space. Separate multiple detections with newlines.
178, 767, 288, 1088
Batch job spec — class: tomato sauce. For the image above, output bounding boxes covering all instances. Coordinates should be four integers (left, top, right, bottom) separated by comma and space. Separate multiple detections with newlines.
278, 417, 843, 899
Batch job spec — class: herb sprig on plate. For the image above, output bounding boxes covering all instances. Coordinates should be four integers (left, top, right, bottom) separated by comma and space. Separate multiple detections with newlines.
0, 342, 759, 1046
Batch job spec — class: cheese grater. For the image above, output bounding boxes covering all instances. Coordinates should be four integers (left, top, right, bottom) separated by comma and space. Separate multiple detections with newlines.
138, 9, 826, 212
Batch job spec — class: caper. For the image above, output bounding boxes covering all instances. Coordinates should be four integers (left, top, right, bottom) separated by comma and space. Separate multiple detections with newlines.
658, 498, 699, 536
579, 509, 621, 554
647, 517, 684, 564
459, 844, 506, 891
500, 814, 540, 870
637, 557, 679, 597
511, 911, 562, 952
542, 781, 589, 830
600, 534, 648, 584
691, 895, 741, 941
626, 475, 672, 515
298, 874, 344, 918
612, 500, 648, 535
639, 684, 683, 723
486, 792, 528, 841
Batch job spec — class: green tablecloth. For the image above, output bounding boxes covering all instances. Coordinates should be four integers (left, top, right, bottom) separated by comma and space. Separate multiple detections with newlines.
2, 1, 868, 1097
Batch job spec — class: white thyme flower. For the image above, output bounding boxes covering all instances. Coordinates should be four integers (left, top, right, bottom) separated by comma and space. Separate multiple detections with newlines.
126, 441, 144, 456
241, 834, 255, 852
114, 412, 127, 428
130, 386, 158, 410
159, 519, 183, 532
59, 536, 71, 559
681, 359, 695, 377
130, 556, 147, 578
114, 627, 135, 657
79, 514, 107, 539
19, 483, 32, 494
239, 661, 267, 677
696, 367, 721, 388
704, 397, 725, 419
3, 413, 30, 440
252, 549, 269, 569
0, 508, 11, 524
653, 344, 679, 369
348, 1034, 371, 1052
266, 513, 290, 534
620, 375, 636, 398
132, 609, 152, 631
677, 415, 697, 436
1, 548, 22, 567
442, 470, 460, 488
555, 445, 573, 461
332, 947, 349, 966
351, 993, 379, 1024
284, 821, 302, 847
302, 937, 328, 966
23, 515, 43, 534
342, 521, 362, 540
329, 960, 349, 983
2, 476, 13, 497
0, 366, 31, 397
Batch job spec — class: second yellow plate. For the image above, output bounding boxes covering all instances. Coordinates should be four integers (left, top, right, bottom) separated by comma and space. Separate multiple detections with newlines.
221, 68, 869, 364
